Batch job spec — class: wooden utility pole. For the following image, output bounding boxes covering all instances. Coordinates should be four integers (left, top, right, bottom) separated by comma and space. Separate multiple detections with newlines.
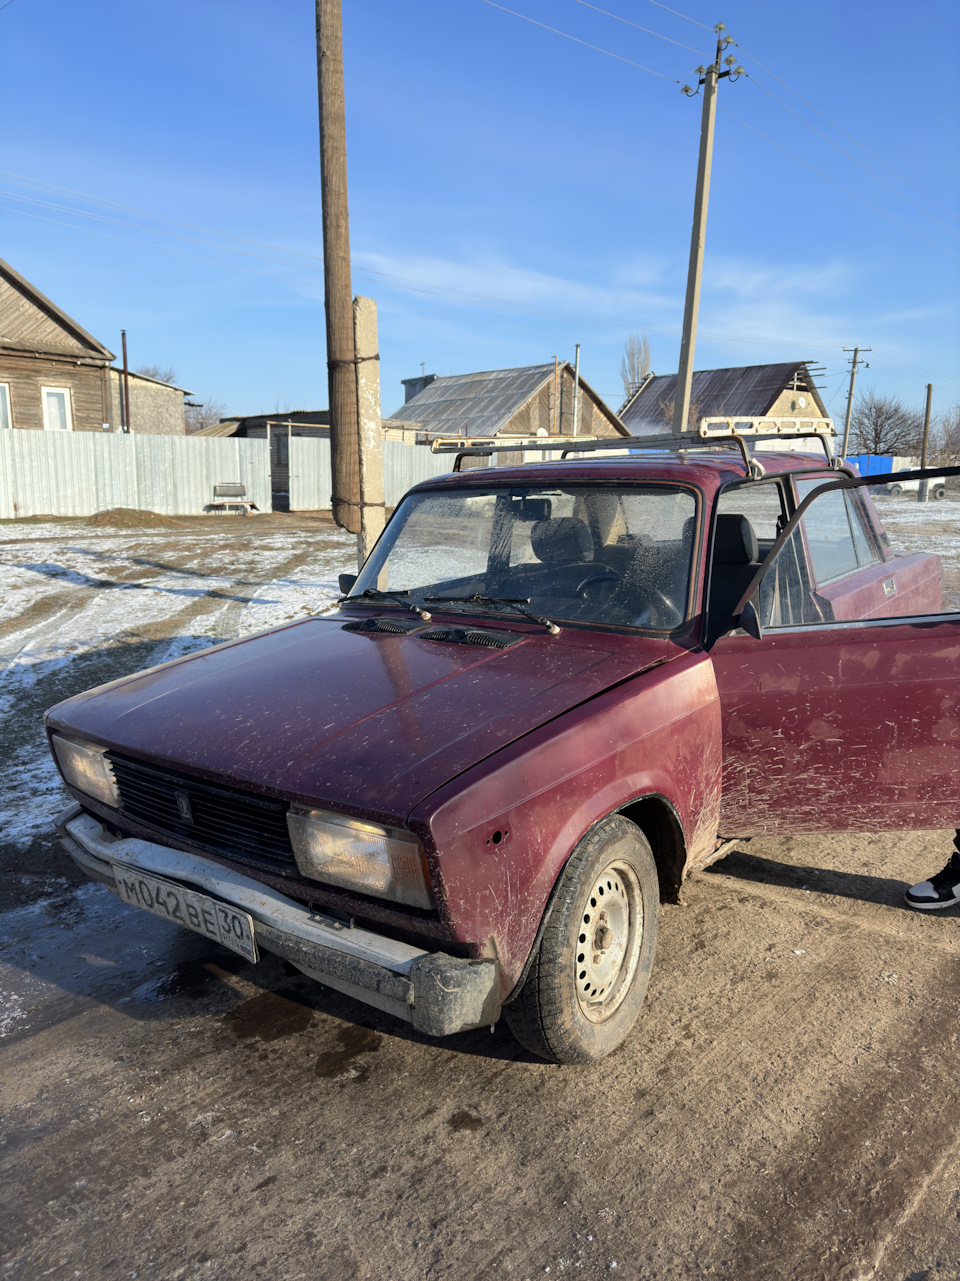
918, 382, 933, 502
316, 0, 361, 537
840, 346, 870, 461
672, 26, 742, 435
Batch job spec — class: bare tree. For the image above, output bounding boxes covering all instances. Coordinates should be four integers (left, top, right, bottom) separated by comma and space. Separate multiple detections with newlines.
185, 399, 227, 434
658, 396, 703, 433
849, 390, 924, 456
620, 333, 651, 401
933, 402, 960, 465
135, 363, 178, 385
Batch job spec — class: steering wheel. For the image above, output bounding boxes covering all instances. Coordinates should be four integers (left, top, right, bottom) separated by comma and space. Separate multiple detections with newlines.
575, 568, 621, 599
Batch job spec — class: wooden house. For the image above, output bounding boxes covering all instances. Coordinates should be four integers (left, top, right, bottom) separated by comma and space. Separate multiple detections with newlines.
0, 257, 189, 434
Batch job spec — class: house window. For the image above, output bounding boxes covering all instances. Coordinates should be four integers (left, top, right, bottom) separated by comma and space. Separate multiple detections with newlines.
41, 386, 73, 431
277, 434, 289, 466
0, 384, 10, 429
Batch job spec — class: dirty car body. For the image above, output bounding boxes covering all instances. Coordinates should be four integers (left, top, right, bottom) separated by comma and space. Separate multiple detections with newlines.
47, 439, 960, 1063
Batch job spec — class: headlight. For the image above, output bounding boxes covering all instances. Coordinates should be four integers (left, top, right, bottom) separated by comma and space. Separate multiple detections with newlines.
286, 806, 433, 910
51, 735, 120, 808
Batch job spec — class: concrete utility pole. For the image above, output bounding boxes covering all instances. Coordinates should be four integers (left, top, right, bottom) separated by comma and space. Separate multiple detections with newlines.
672, 25, 743, 435
354, 297, 385, 558
840, 346, 870, 461
316, 0, 362, 541
918, 382, 933, 502
572, 343, 581, 437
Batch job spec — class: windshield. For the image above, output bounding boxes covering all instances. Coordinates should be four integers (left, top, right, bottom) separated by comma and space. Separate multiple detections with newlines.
350, 483, 698, 630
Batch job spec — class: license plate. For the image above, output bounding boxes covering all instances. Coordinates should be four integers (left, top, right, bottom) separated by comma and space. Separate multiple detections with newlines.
111, 864, 258, 962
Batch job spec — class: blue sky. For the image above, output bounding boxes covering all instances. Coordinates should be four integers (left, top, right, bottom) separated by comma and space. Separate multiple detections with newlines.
2, 0, 958, 421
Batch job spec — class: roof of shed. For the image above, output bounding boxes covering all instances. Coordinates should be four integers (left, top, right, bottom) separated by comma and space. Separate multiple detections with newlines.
388, 363, 626, 438
620, 362, 825, 433
388, 364, 556, 437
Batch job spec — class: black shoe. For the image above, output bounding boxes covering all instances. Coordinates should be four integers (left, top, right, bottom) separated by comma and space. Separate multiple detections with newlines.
905, 852, 960, 910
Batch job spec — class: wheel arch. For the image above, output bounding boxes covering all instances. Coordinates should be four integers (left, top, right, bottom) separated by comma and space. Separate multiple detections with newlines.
618, 793, 686, 905
503, 793, 684, 1005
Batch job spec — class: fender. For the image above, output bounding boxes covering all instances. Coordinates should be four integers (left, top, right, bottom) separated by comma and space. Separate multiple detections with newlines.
412, 651, 723, 993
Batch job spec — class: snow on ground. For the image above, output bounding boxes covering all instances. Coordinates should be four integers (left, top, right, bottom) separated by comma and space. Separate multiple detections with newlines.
0, 519, 355, 852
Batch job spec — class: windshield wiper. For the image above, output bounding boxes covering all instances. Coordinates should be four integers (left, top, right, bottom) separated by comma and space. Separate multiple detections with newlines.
339, 587, 432, 621
424, 594, 560, 634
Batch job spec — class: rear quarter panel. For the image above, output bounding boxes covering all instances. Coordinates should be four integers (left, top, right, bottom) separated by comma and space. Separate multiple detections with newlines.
413, 653, 722, 996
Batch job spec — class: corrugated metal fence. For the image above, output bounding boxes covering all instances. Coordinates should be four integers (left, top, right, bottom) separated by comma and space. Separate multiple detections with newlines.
0, 431, 456, 519
288, 437, 454, 510
0, 431, 272, 519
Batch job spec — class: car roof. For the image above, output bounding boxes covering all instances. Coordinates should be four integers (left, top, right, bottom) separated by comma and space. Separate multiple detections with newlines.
409, 451, 835, 495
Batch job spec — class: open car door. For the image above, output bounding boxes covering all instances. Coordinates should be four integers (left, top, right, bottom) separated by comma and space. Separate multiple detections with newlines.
709, 468, 960, 836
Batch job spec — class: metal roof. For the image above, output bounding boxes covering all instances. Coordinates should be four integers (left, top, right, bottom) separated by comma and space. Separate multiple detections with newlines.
387, 363, 560, 437
620, 362, 824, 434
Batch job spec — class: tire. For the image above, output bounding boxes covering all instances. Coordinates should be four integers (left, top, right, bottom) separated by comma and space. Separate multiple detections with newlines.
503, 814, 659, 1064
934, 487, 947, 501
889, 484, 904, 497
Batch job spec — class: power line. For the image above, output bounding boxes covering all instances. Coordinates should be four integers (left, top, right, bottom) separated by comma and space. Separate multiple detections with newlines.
735, 44, 960, 225
0, 192, 866, 355
743, 73, 959, 239
719, 108, 958, 260
480, 0, 680, 81
871, 348, 960, 386
0, 169, 325, 265
570, 0, 708, 55
0, 188, 320, 270
641, 0, 712, 30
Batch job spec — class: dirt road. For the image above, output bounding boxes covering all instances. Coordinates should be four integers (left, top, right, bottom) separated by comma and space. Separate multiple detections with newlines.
1, 511, 958, 1281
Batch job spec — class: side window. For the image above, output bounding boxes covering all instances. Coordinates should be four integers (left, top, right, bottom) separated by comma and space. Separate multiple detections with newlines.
754, 478, 956, 628
717, 482, 786, 553
795, 478, 880, 582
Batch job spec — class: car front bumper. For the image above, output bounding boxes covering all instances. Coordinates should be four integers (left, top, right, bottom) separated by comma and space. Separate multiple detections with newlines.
58, 806, 500, 1037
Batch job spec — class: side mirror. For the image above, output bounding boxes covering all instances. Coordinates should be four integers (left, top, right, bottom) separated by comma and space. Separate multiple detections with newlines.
737, 598, 763, 641
338, 572, 357, 595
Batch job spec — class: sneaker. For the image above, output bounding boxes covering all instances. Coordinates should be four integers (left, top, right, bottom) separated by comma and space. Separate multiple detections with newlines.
905, 851, 960, 910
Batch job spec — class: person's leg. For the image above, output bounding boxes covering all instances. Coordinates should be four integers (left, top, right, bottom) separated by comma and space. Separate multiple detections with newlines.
905, 832, 960, 910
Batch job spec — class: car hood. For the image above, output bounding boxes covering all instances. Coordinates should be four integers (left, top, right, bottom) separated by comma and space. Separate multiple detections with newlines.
47, 614, 682, 818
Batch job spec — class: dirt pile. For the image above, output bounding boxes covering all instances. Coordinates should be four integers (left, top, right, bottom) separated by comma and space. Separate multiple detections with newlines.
85, 508, 180, 528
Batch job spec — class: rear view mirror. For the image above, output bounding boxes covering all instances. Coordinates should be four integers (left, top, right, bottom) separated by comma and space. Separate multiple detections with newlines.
338, 572, 357, 595
737, 598, 763, 640
514, 498, 551, 522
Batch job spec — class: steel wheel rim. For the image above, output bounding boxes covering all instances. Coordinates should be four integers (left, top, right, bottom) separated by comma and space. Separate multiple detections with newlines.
574, 860, 643, 1023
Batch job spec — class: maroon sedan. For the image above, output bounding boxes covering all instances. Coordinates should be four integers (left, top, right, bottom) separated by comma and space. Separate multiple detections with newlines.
46, 435, 959, 1062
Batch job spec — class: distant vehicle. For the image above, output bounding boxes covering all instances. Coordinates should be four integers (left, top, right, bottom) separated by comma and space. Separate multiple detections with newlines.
46, 425, 959, 1063
884, 469, 947, 499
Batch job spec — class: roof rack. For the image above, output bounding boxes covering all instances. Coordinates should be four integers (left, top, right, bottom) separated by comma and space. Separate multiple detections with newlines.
427, 417, 838, 476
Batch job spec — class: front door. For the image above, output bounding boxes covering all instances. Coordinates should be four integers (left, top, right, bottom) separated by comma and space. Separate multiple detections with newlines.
710, 470, 960, 835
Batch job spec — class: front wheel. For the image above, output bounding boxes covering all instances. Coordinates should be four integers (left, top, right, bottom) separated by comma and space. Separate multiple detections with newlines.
503, 815, 659, 1064
889, 483, 904, 497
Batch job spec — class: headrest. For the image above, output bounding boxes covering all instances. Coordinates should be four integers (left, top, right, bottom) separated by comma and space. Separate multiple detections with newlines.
530, 517, 594, 565
714, 514, 759, 565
